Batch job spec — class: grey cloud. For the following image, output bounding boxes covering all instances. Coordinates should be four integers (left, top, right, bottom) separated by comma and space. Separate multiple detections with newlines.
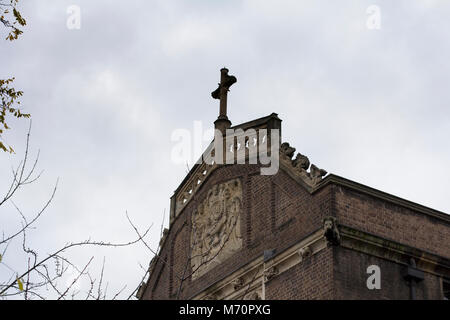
0, 0, 449, 298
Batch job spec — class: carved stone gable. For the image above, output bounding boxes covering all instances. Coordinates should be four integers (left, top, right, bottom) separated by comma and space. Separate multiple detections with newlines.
191, 179, 243, 280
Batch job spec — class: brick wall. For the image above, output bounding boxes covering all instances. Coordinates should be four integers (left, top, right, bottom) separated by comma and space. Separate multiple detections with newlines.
143, 253, 168, 300
334, 246, 444, 299
266, 247, 334, 299
146, 164, 332, 299
144, 165, 449, 300
335, 185, 450, 258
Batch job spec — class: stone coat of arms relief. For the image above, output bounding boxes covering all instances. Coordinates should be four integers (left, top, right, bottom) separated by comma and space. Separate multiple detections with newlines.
191, 179, 243, 280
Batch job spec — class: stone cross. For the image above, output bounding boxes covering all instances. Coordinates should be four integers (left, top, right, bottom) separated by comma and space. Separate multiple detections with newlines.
211, 68, 237, 133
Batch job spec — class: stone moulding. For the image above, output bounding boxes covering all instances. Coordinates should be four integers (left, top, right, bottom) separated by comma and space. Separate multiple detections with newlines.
339, 224, 450, 278
191, 228, 327, 300
190, 221, 450, 300
174, 145, 218, 219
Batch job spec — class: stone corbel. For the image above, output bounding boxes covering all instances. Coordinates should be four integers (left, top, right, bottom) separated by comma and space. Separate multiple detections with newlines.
232, 277, 244, 291
263, 266, 279, 282
298, 245, 312, 262
323, 216, 340, 246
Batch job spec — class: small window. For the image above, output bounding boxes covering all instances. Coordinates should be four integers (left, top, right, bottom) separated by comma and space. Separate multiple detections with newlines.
443, 279, 450, 300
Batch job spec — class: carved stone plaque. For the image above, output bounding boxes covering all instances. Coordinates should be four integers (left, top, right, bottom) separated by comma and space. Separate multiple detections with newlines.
191, 179, 243, 280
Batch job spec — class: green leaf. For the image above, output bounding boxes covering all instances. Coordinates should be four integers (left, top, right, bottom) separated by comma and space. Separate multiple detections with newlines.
17, 278, 24, 291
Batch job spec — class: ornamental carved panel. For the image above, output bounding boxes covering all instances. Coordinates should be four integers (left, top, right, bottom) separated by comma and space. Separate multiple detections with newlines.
191, 179, 243, 280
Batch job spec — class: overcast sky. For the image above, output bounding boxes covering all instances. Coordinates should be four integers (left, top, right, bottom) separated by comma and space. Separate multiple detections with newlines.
1, 0, 449, 299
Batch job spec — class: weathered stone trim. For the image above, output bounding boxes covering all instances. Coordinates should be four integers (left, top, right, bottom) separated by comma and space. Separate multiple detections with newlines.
339, 224, 450, 278
174, 147, 218, 220
319, 175, 450, 223
281, 162, 449, 224
279, 142, 327, 189
191, 228, 327, 300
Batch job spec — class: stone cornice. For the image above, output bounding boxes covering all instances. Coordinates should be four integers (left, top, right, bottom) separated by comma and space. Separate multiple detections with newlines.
230, 112, 281, 131
339, 224, 450, 277
278, 143, 449, 223
319, 174, 450, 223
